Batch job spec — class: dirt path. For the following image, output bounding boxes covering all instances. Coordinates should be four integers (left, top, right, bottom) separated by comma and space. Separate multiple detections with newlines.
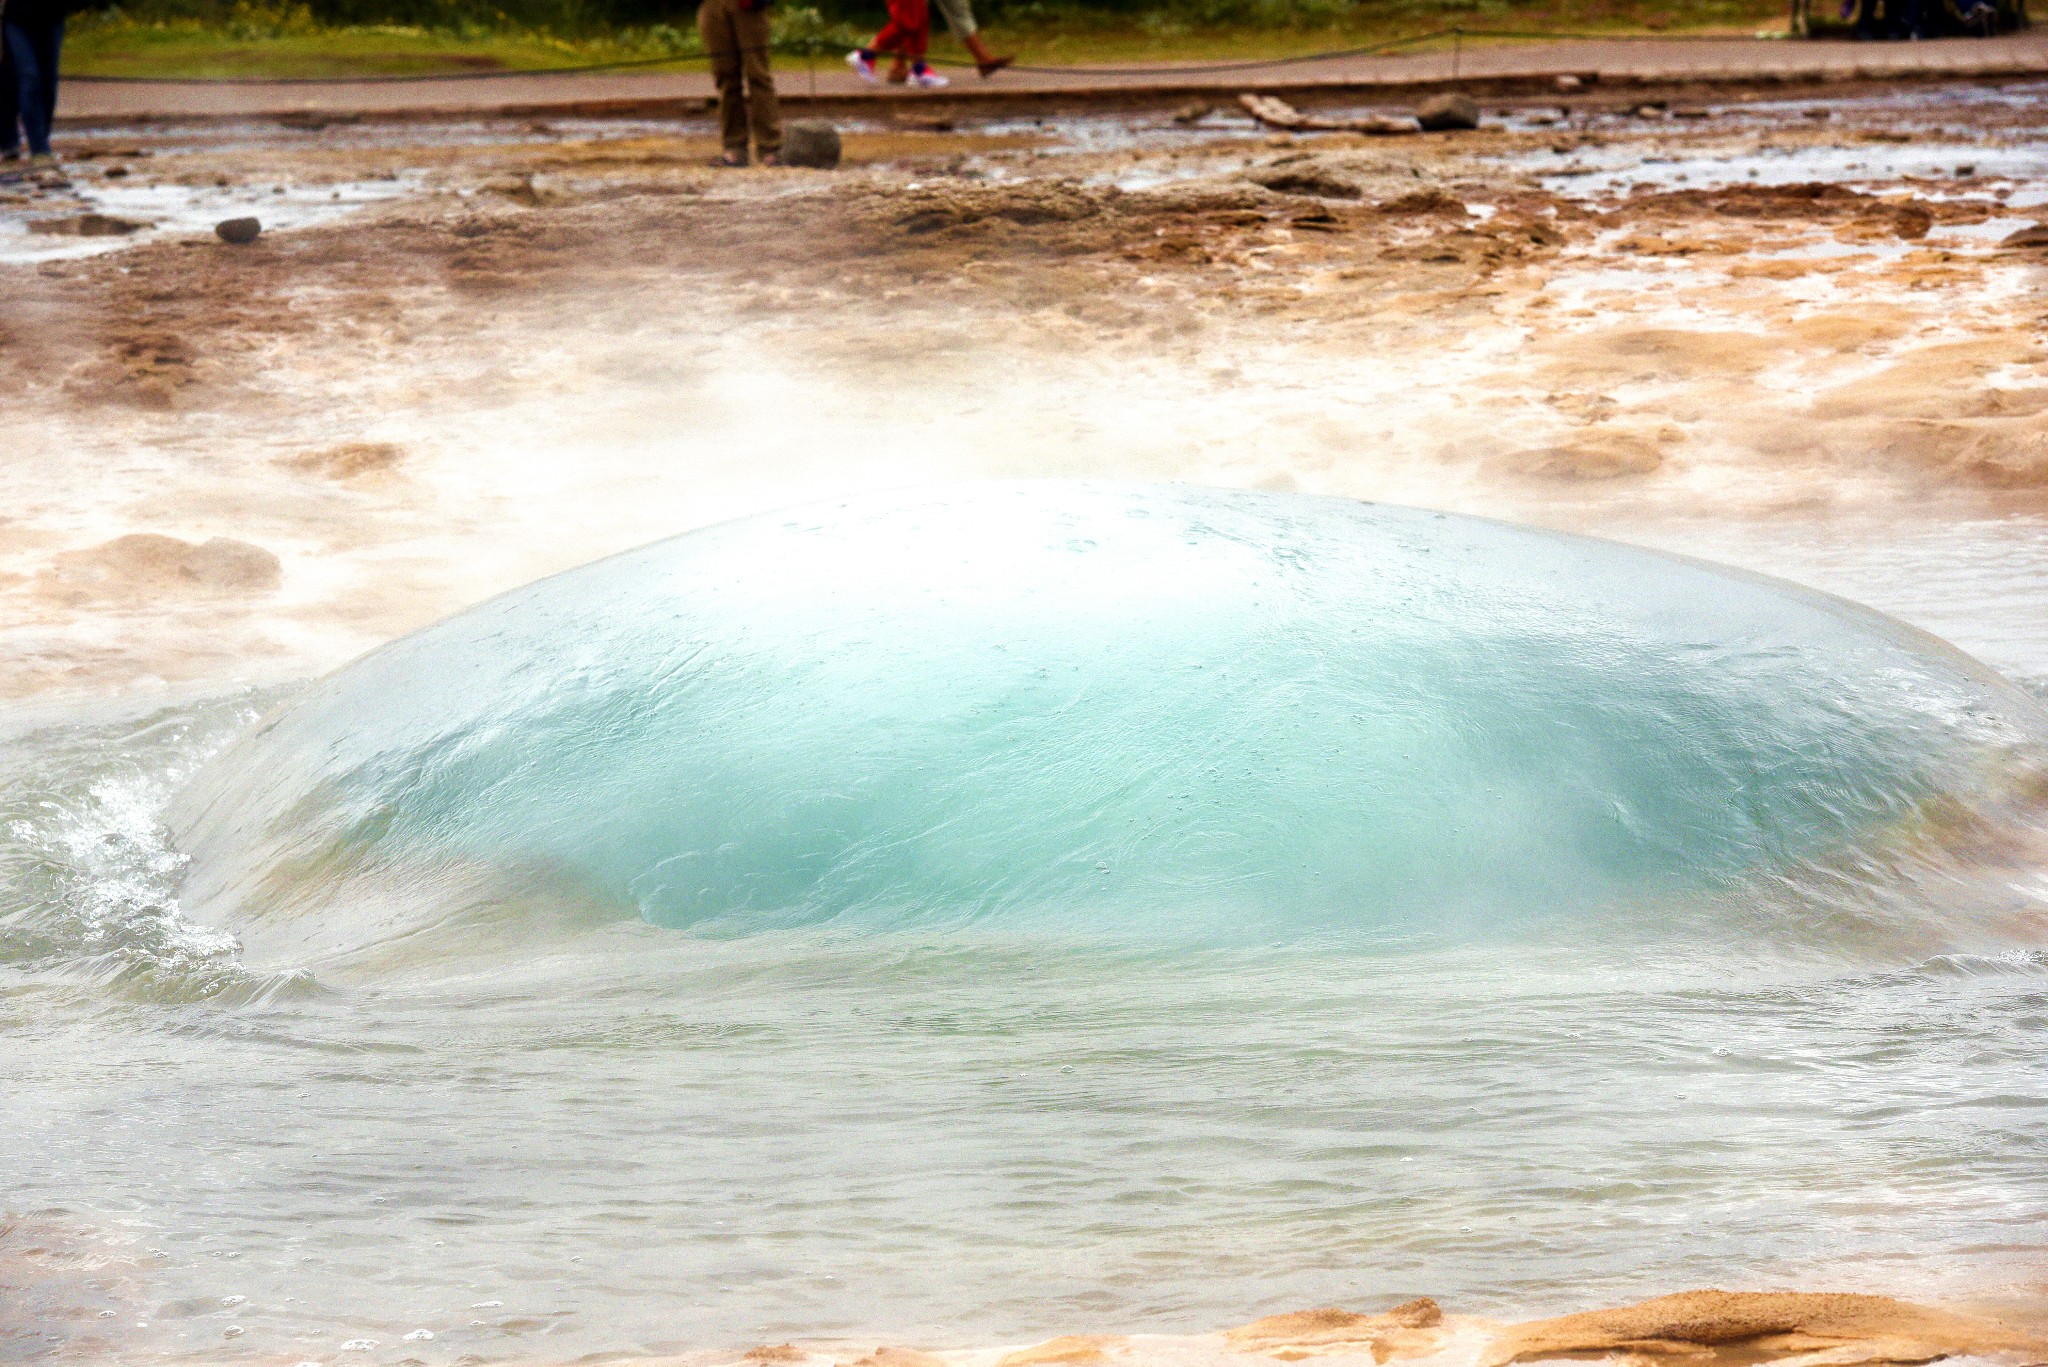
59, 31, 2048, 126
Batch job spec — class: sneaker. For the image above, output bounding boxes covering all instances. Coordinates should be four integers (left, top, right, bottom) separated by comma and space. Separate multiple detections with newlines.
846, 49, 878, 83
907, 66, 949, 89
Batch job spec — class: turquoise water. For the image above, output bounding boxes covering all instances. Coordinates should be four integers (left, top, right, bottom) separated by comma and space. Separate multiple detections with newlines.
5, 487, 2048, 1365
172, 485, 2048, 960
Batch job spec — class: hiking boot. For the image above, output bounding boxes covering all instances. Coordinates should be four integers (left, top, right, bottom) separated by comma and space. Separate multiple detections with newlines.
976, 54, 1015, 77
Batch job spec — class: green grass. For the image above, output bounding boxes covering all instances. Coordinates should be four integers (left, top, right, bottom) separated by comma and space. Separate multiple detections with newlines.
66, 0, 1792, 80
67, 11, 708, 76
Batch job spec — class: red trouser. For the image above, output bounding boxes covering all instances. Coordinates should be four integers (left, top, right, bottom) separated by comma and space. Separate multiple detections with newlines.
870, 0, 929, 58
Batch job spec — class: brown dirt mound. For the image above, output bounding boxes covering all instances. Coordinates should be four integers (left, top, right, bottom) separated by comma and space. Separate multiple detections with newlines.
1228, 1297, 1448, 1361
283, 441, 406, 481
39, 534, 281, 605
997, 1334, 1129, 1367
1483, 1290, 2047, 1367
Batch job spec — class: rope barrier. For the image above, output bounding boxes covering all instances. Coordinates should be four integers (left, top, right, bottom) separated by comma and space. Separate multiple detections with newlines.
68, 21, 1807, 85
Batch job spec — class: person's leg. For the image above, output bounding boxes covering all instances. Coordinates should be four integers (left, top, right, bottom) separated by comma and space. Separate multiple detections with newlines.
0, 34, 19, 158
34, 18, 61, 151
698, 0, 748, 161
3, 20, 49, 157
851, 16, 909, 81
890, 0, 928, 59
851, 14, 909, 80
899, 0, 949, 86
733, 4, 780, 161
930, 0, 1011, 75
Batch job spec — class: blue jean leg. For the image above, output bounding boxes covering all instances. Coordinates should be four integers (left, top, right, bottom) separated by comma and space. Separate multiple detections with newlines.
3, 18, 64, 156
0, 39, 18, 153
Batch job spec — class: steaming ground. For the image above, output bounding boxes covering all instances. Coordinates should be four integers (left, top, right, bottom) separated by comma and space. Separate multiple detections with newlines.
6, 82, 2048, 696
8, 79, 2048, 1367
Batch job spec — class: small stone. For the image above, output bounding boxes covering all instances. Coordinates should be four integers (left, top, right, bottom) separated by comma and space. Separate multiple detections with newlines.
1415, 92, 1480, 132
781, 120, 842, 170
1171, 100, 1214, 125
103, 164, 130, 178
215, 216, 261, 244
1554, 74, 1582, 91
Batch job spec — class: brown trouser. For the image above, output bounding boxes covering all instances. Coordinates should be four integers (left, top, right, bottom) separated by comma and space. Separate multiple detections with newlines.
697, 0, 780, 158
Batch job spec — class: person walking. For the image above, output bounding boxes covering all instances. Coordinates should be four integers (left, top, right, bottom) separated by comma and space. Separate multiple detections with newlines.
698, 0, 781, 167
3, 0, 73, 162
847, 0, 948, 89
879, 0, 1011, 82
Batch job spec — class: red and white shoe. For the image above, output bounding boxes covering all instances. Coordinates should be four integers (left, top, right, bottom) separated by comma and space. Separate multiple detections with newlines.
907, 66, 950, 88
846, 50, 879, 83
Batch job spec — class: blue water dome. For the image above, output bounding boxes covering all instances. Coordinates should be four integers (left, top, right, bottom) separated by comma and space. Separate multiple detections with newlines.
172, 483, 2048, 956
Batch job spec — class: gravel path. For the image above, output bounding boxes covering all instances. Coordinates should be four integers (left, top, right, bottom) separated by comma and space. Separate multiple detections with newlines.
58, 30, 2048, 126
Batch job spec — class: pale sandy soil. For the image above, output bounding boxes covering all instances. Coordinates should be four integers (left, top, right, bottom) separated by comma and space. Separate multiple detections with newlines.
674, 1290, 2048, 1367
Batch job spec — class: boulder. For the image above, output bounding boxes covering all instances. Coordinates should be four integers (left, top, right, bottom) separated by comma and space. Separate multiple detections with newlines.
1415, 92, 1480, 132
781, 120, 842, 169
214, 217, 262, 244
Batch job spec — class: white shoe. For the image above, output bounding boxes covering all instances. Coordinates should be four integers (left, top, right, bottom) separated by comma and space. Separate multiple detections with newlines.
846, 49, 878, 83
907, 67, 949, 88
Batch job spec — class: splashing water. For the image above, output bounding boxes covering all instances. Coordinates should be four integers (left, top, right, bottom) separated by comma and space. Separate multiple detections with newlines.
6, 486, 2048, 1365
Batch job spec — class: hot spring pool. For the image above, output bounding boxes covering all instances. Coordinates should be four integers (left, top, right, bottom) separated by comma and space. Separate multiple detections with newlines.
3, 484, 2047, 1365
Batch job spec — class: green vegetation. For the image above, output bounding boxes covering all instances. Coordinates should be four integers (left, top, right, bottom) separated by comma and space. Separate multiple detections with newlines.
66, 0, 1790, 80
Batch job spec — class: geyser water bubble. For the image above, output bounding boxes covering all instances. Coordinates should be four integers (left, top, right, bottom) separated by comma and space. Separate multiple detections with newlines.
171, 483, 2048, 959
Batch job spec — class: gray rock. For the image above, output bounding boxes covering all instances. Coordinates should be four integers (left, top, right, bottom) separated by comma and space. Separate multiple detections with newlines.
1415, 92, 1480, 132
1246, 160, 1363, 200
215, 217, 262, 244
781, 120, 842, 170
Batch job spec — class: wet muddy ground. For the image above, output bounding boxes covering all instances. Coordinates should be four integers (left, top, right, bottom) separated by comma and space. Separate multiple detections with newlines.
4, 80, 2048, 698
